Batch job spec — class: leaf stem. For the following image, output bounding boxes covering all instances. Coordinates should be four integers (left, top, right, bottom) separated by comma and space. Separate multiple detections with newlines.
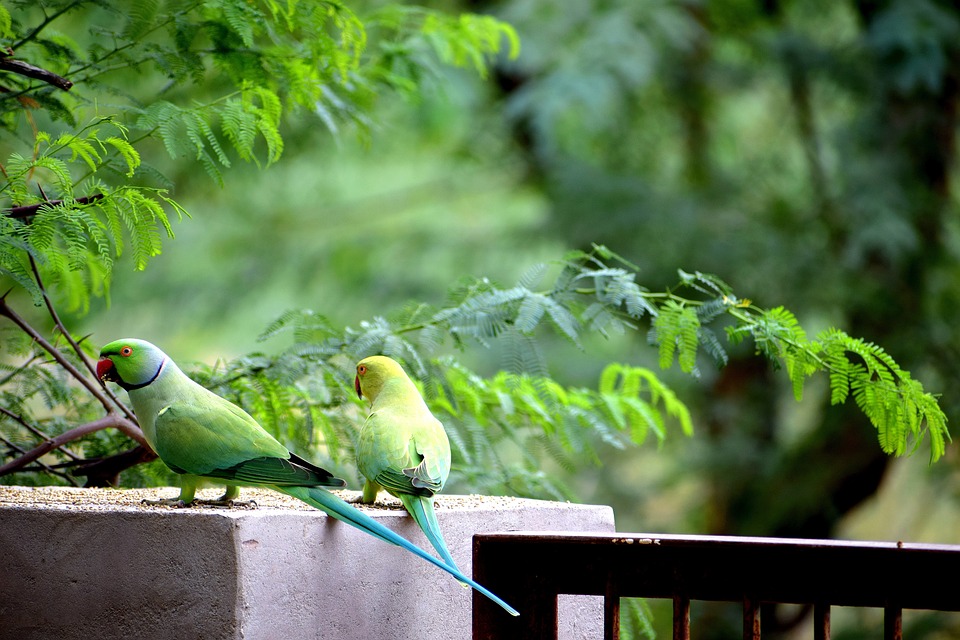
11, 0, 89, 51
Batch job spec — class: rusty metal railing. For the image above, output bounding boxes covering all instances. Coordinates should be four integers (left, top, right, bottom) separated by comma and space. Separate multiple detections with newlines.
472, 532, 960, 639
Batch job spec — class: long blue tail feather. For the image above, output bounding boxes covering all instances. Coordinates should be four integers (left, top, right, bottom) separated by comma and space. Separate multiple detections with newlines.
276, 485, 519, 617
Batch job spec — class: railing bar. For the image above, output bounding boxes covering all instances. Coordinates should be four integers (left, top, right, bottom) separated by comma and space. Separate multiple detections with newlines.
604, 578, 620, 640
884, 605, 902, 640
673, 594, 690, 640
473, 532, 960, 639
814, 603, 830, 640
743, 597, 761, 640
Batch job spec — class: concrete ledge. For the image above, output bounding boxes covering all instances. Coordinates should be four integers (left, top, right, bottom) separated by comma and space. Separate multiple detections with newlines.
0, 486, 615, 639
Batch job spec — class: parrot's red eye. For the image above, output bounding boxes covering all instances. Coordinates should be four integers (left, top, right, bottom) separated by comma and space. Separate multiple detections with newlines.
358, 364, 366, 375
120, 346, 133, 357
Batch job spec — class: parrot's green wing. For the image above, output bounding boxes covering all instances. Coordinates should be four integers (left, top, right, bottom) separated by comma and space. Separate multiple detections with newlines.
374, 465, 434, 497
153, 397, 343, 488
205, 452, 346, 488
360, 411, 446, 498
402, 442, 445, 493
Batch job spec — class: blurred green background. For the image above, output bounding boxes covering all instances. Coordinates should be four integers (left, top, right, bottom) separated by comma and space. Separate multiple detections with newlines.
9, 0, 960, 636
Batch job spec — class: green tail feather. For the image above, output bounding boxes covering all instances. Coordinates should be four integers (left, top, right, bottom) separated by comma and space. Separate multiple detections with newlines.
276, 485, 519, 617
399, 494, 461, 575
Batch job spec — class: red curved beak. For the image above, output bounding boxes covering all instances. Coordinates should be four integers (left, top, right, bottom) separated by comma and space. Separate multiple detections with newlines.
355, 375, 363, 399
96, 358, 115, 381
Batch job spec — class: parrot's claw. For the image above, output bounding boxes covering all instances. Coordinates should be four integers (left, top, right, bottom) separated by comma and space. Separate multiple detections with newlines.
194, 497, 258, 509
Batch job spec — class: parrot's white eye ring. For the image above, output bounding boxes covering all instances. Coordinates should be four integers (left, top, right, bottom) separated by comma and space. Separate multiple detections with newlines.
120, 346, 133, 357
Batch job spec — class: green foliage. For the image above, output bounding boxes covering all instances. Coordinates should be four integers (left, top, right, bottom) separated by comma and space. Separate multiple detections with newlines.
0, 119, 184, 310
256, 245, 948, 473
620, 598, 656, 640
0, 0, 517, 311
431, 360, 691, 498
819, 329, 949, 461
190, 349, 358, 470
727, 309, 949, 463
0, 243, 949, 507
654, 300, 700, 374
421, 12, 521, 78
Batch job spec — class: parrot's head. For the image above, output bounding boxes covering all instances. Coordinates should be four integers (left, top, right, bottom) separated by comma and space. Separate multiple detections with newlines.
97, 338, 168, 391
355, 355, 409, 402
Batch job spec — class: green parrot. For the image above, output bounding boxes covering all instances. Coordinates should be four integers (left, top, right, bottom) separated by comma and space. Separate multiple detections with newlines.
97, 338, 518, 617
354, 355, 460, 575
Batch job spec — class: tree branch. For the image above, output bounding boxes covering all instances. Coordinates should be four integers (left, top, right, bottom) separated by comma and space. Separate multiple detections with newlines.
3, 193, 103, 219
11, 0, 87, 52
0, 406, 83, 461
0, 291, 121, 414
55, 446, 158, 488
0, 56, 73, 91
0, 414, 148, 477
0, 433, 80, 485
25, 253, 140, 423
29, 254, 96, 378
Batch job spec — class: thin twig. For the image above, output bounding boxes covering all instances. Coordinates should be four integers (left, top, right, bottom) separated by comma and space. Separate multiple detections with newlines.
29, 254, 98, 378
11, 0, 88, 51
65, 0, 204, 80
0, 291, 120, 414
0, 350, 43, 387
0, 433, 80, 485
0, 406, 83, 461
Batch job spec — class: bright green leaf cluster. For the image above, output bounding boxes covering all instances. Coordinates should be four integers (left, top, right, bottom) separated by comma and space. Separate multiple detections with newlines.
422, 13, 520, 78
428, 360, 690, 498
0, 121, 183, 311
654, 300, 700, 374
726, 309, 949, 463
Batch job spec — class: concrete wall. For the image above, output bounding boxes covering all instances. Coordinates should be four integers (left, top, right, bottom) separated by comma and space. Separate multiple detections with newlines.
0, 486, 615, 640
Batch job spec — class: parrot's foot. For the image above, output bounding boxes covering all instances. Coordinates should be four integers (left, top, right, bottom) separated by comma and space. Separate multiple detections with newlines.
348, 495, 403, 509
141, 497, 192, 508
194, 498, 258, 509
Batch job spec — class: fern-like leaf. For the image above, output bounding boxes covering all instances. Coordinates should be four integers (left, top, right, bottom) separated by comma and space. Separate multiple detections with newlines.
653, 299, 701, 374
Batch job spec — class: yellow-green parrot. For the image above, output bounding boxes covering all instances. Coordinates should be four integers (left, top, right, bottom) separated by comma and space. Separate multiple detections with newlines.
97, 338, 518, 616
354, 355, 459, 574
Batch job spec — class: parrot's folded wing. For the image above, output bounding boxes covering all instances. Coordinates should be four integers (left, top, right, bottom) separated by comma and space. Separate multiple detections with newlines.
206, 455, 347, 488
402, 458, 442, 493
375, 466, 435, 497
